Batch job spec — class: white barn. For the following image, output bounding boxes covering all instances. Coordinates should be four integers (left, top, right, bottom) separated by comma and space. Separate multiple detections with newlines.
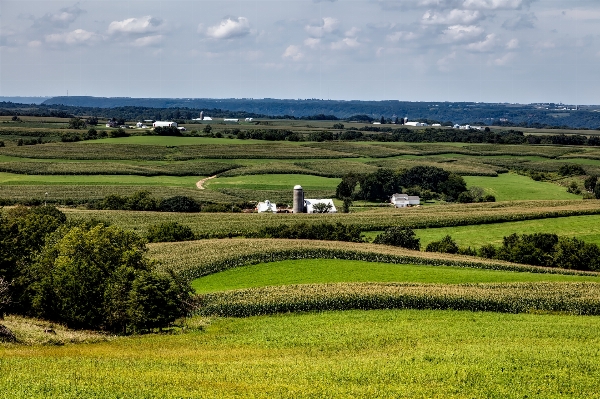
304, 199, 337, 214
391, 194, 420, 208
257, 200, 277, 213
153, 121, 178, 128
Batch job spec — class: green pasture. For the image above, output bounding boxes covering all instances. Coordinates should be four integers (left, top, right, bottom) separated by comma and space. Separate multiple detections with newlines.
0, 172, 200, 187
464, 173, 581, 201
414, 214, 600, 248
191, 259, 597, 293
205, 173, 340, 191
2, 310, 599, 398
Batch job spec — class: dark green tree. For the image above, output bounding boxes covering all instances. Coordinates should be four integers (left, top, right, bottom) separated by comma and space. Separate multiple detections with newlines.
373, 226, 420, 250
358, 168, 401, 202
584, 175, 598, 193
425, 235, 459, 254
146, 222, 195, 243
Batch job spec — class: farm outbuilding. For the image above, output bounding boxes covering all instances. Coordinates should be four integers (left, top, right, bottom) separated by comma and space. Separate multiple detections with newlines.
304, 199, 337, 213
391, 194, 420, 208
153, 121, 178, 128
257, 200, 277, 213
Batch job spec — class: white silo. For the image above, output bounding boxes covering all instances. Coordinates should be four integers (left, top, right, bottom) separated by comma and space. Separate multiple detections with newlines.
293, 185, 305, 213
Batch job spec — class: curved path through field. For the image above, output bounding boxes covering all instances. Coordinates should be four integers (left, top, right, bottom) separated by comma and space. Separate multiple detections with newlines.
196, 175, 217, 190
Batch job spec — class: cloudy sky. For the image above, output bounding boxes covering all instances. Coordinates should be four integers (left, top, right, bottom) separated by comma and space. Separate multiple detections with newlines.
1, 0, 599, 104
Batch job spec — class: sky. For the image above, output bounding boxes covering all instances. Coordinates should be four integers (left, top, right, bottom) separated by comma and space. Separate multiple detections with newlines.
1, 0, 599, 104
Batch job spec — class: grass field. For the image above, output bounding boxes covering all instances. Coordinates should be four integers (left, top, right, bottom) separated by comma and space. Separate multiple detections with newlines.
205, 173, 340, 191
78, 136, 274, 146
464, 173, 581, 201
2, 310, 600, 398
415, 214, 600, 248
0, 172, 200, 187
191, 259, 598, 293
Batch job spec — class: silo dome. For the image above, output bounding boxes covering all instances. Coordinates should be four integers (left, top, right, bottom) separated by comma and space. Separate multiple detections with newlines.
294, 185, 303, 190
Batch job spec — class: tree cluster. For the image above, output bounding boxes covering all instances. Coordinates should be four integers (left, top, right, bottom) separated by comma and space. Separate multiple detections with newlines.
255, 222, 363, 242
336, 166, 468, 203
0, 206, 192, 332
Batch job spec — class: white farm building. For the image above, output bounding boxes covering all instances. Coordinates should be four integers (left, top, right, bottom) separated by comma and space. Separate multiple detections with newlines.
304, 199, 337, 214
257, 200, 277, 213
153, 121, 178, 128
391, 194, 420, 208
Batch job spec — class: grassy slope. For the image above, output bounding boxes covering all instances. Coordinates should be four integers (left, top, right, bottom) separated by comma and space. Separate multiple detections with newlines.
415, 214, 600, 248
191, 259, 598, 293
78, 136, 276, 146
2, 310, 599, 398
464, 173, 581, 201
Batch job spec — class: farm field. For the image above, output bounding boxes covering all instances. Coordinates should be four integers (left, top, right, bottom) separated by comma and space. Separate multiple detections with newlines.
204, 173, 339, 192
2, 310, 600, 398
464, 173, 581, 201
191, 258, 598, 293
66, 199, 600, 238
0, 172, 200, 187
414, 214, 600, 248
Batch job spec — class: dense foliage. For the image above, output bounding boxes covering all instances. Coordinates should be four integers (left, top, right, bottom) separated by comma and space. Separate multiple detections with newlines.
337, 166, 468, 202
373, 227, 421, 250
254, 222, 363, 242
0, 207, 192, 332
147, 222, 196, 243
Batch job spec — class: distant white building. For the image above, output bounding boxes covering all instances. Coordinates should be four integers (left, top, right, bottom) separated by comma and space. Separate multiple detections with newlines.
304, 199, 337, 214
153, 121, 178, 128
224, 118, 239, 123
257, 200, 277, 213
405, 122, 428, 127
245, 118, 254, 122
391, 194, 420, 208
136, 122, 143, 128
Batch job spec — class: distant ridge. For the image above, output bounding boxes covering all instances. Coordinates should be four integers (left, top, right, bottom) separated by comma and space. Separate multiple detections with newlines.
37, 96, 600, 129
0, 96, 51, 105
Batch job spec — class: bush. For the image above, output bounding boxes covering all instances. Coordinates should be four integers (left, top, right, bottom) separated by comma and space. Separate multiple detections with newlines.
125, 191, 158, 211
425, 235, 459, 254
558, 164, 586, 176
159, 196, 201, 213
256, 222, 363, 242
147, 222, 196, 243
109, 128, 129, 138
373, 226, 420, 250
457, 191, 475, 203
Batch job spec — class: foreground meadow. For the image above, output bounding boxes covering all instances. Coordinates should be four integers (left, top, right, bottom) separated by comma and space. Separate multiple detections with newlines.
2, 310, 599, 398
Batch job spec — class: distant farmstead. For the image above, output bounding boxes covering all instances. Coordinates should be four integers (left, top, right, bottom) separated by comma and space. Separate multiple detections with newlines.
391, 193, 420, 208
257, 200, 277, 213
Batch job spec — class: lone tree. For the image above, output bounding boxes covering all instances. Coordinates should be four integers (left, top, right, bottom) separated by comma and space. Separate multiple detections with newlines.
373, 227, 420, 250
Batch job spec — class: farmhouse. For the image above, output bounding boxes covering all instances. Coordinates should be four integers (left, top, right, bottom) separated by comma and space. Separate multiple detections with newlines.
153, 121, 178, 128
391, 193, 420, 208
304, 199, 337, 213
257, 200, 277, 213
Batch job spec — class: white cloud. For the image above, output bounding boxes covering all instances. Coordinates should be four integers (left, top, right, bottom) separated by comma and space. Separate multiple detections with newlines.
462, 0, 533, 10
386, 31, 418, 43
345, 27, 361, 37
466, 33, 497, 51
304, 38, 321, 49
502, 13, 536, 30
205, 17, 250, 40
283, 45, 304, 61
45, 29, 100, 45
132, 35, 163, 47
33, 5, 86, 30
305, 17, 339, 38
108, 16, 162, 35
506, 38, 519, 49
441, 25, 484, 43
537, 40, 555, 49
493, 52, 515, 65
331, 37, 360, 50
422, 9, 483, 25
27, 40, 42, 48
